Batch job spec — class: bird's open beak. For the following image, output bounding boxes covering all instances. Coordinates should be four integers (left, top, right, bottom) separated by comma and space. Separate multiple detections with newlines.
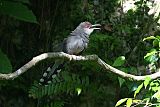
91, 24, 101, 30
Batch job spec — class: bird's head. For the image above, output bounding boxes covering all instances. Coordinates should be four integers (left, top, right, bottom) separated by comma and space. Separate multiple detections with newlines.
79, 21, 101, 35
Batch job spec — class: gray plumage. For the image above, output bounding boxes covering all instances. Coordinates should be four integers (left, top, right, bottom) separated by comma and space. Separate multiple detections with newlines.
39, 21, 101, 85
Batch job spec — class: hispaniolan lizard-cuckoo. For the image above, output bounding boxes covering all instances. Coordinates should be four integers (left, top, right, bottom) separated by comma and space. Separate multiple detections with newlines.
39, 21, 101, 85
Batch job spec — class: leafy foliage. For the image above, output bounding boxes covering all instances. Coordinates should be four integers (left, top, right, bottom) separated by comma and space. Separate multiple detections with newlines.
116, 35, 160, 106
29, 72, 90, 99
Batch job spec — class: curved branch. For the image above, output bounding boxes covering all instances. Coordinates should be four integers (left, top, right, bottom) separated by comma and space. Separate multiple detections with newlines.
0, 52, 159, 81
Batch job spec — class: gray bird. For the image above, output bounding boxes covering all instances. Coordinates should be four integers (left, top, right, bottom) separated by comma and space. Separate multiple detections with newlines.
39, 21, 101, 85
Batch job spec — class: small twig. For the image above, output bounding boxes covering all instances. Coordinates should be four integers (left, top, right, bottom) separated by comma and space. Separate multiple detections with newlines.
0, 52, 159, 81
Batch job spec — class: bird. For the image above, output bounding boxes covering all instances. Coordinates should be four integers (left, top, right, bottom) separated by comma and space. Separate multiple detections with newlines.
39, 21, 101, 85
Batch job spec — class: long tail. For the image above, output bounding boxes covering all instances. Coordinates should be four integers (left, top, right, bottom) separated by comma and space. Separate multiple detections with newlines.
39, 59, 65, 85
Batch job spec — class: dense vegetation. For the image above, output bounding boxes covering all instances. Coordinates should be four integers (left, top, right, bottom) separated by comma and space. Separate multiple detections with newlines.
0, 0, 160, 107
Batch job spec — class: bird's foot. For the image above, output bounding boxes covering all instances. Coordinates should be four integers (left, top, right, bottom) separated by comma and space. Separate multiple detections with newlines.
69, 54, 77, 61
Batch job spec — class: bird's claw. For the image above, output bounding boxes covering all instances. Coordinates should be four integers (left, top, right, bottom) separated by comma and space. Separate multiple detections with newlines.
69, 55, 77, 61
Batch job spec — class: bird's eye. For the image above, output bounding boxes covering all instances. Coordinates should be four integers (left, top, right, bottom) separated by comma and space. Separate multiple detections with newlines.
84, 24, 91, 28
85, 25, 89, 28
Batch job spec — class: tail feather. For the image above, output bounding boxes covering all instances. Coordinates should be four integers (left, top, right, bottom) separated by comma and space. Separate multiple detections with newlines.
39, 59, 65, 85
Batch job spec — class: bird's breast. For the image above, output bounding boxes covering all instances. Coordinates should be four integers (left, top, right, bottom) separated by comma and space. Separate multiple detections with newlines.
66, 36, 87, 55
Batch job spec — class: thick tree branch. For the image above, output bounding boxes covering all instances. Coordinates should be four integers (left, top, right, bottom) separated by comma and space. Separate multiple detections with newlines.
0, 52, 159, 81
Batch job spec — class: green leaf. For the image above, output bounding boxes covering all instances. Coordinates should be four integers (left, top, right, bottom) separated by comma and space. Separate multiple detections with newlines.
115, 98, 128, 107
153, 39, 159, 47
134, 83, 143, 97
145, 54, 158, 63
144, 49, 158, 63
126, 98, 132, 107
113, 56, 125, 67
144, 49, 157, 59
48, 85, 52, 95
150, 80, 160, 92
144, 76, 151, 89
156, 36, 160, 40
76, 87, 82, 95
0, 49, 12, 73
152, 90, 160, 99
0, 0, 37, 23
118, 77, 126, 87
132, 99, 141, 103
143, 36, 156, 41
